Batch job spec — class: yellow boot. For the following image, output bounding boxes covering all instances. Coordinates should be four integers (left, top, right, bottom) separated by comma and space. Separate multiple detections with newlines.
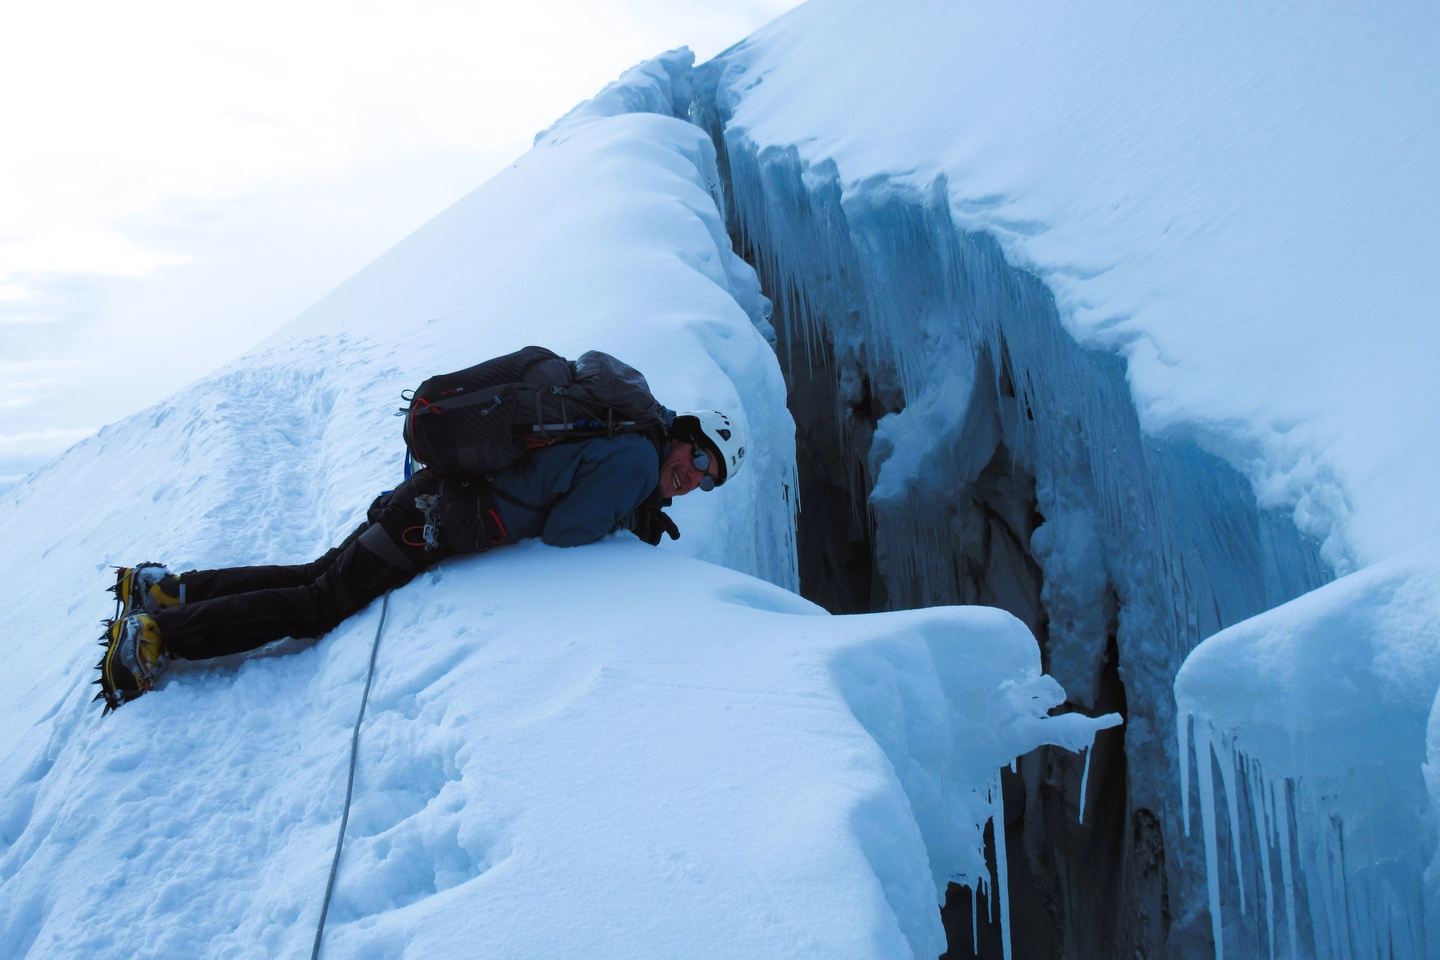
110, 563, 182, 619
95, 614, 169, 714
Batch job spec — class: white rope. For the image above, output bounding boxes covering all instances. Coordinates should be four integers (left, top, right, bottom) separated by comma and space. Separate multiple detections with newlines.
311, 592, 390, 960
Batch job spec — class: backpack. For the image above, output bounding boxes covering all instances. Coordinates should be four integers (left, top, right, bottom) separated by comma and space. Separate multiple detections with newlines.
401, 345, 669, 476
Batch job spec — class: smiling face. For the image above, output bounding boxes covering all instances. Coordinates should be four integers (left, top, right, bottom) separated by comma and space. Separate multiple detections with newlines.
659, 440, 720, 498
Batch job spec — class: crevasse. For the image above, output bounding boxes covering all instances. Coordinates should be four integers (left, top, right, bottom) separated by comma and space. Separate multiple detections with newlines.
692, 59, 1329, 958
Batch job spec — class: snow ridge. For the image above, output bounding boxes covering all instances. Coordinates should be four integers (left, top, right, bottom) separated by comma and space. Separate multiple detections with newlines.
534, 47, 696, 145
0, 50, 1112, 960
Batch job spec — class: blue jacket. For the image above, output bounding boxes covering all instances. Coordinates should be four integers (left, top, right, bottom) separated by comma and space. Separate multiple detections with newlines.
487, 433, 661, 547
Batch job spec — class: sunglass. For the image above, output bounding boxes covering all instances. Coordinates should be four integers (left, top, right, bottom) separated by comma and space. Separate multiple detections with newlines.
691, 445, 718, 492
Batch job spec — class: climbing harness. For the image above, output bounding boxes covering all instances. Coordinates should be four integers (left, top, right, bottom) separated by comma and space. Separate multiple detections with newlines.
310, 591, 390, 960
412, 494, 445, 551
403, 483, 508, 554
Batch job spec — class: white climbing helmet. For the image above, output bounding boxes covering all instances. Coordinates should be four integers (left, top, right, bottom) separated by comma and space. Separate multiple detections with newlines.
676, 409, 747, 485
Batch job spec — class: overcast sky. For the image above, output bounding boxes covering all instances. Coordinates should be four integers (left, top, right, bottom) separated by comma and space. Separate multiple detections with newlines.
0, 0, 796, 490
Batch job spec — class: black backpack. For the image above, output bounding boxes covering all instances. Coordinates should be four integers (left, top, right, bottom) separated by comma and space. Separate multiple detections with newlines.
401, 345, 669, 476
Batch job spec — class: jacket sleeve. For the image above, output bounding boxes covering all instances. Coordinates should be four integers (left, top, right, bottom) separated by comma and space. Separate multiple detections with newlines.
541, 436, 659, 547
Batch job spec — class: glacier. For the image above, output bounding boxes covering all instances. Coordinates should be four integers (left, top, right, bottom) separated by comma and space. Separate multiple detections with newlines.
681, 0, 1438, 957
3, 0, 1436, 955
0, 46, 1115, 960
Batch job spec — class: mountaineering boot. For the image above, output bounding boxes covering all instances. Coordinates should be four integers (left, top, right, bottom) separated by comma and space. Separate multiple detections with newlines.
95, 614, 169, 715
110, 563, 182, 619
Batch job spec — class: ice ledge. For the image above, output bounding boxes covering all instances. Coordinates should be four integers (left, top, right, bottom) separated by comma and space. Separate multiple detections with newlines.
831, 603, 1121, 957
1176, 546, 1440, 960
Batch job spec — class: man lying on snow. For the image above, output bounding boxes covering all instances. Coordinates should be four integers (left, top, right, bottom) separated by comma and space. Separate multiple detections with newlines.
94, 345, 746, 714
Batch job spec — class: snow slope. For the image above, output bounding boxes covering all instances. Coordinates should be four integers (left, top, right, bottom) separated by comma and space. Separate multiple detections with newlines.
0, 50, 1113, 959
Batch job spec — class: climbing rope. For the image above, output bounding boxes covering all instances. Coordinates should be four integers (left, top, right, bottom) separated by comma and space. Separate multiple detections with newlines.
311, 592, 390, 960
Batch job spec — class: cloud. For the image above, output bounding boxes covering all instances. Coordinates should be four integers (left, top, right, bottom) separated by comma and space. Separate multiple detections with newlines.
0, 377, 72, 411
0, 275, 99, 358
0, 310, 62, 328
0, 379, 68, 410
0, 225, 191, 285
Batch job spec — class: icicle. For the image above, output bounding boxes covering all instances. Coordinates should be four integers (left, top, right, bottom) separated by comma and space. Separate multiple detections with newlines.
1077, 745, 1092, 825
993, 768, 1014, 960
1214, 738, 1246, 915
1301, 793, 1331, 960
971, 882, 979, 955
1324, 816, 1348, 960
988, 860, 999, 926
1179, 707, 1192, 836
1361, 879, 1376, 960
1273, 780, 1299, 960
1194, 723, 1225, 960
1249, 758, 1276, 960
1330, 817, 1353, 960
1402, 875, 1425, 960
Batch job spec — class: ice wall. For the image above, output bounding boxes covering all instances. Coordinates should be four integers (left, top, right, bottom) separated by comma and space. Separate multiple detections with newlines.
1175, 550, 1440, 960
693, 67, 1329, 958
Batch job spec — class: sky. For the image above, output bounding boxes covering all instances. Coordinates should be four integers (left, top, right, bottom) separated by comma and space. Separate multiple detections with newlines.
0, 0, 797, 491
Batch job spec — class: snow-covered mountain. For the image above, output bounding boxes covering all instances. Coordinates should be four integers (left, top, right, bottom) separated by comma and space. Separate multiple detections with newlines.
3, 1, 1436, 958
0, 48, 1111, 960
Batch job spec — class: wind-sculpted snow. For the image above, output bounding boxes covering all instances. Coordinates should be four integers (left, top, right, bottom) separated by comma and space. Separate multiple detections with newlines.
535, 47, 696, 145
0, 51, 1113, 959
1176, 550, 1440, 960
700, 0, 1439, 570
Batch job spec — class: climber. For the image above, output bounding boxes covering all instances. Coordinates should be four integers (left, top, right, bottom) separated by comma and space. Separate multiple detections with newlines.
95, 408, 746, 713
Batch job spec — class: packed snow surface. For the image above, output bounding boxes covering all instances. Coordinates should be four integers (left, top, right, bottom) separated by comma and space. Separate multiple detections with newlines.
0, 50, 1114, 959
706, 0, 1439, 569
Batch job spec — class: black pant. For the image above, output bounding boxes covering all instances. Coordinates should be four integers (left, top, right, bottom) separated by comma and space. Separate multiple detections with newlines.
153, 479, 449, 661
